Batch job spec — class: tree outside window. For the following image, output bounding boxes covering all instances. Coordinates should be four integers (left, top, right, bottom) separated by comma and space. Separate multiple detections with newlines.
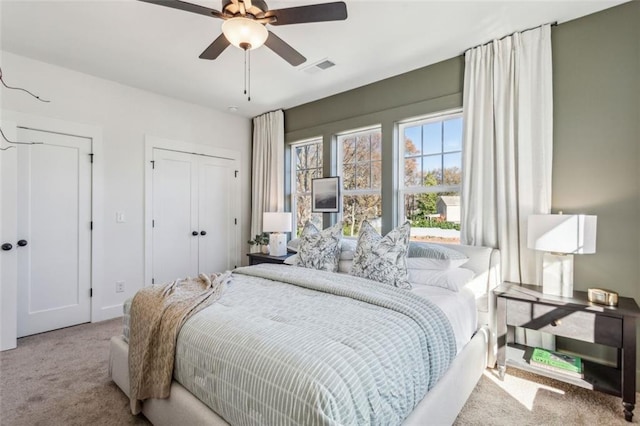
337, 127, 382, 237
291, 139, 323, 236
400, 112, 462, 243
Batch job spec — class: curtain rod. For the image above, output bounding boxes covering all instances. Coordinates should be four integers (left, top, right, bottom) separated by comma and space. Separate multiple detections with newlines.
469, 21, 558, 52
502, 21, 558, 40
253, 108, 284, 120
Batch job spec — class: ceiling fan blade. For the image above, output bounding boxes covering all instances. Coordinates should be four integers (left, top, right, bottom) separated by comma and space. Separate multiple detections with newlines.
137, 0, 224, 19
266, 1, 347, 26
199, 34, 231, 60
264, 31, 306, 66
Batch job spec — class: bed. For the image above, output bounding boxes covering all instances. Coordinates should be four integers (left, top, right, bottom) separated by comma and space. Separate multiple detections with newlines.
110, 241, 500, 425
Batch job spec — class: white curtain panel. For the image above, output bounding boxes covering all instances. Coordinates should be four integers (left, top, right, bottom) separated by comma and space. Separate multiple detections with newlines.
250, 109, 285, 251
461, 24, 553, 285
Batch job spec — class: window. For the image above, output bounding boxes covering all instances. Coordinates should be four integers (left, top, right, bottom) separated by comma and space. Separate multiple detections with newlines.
291, 138, 323, 236
337, 127, 382, 237
399, 111, 463, 243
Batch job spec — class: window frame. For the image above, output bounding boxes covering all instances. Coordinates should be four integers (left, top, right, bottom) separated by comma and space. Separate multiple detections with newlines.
290, 137, 323, 236
336, 125, 383, 234
397, 108, 463, 228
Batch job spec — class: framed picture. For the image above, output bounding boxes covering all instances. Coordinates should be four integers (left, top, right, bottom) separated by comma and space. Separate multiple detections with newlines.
312, 177, 341, 213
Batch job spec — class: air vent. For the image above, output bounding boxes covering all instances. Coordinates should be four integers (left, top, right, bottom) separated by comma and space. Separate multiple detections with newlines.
316, 60, 335, 70
302, 58, 336, 74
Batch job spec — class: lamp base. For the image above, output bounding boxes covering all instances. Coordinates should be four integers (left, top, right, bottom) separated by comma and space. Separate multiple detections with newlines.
268, 233, 287, 257
542, 252, 573, 297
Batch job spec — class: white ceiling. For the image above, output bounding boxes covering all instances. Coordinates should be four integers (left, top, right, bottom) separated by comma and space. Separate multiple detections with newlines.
0, 0, 628, 118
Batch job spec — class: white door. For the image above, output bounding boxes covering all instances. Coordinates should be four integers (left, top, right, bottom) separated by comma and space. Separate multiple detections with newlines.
1, 122, 18, 349
198, 155, 237, 273
152, 149, 199, 284
17, 128, 92, 337
151, 148, 237, 285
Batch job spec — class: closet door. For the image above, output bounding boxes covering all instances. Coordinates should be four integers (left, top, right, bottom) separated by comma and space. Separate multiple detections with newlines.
198, 155, 237, 274
16, 128, 92, 337
151, 149, 199, 285
151, 148, 238, 285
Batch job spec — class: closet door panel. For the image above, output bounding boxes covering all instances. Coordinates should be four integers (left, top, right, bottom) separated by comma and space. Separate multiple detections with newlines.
198, 156, 236, 274
152, 149, 198, 284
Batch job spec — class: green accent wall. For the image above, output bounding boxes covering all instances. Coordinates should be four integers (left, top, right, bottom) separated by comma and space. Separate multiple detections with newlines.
553, 2, 639, 296
285, 57, 464, 232
551, 1, 639, 368
285, 1, 639, 298
285, 1, 640, 376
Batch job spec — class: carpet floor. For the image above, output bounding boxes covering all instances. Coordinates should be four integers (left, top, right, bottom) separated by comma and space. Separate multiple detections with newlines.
0, 319, 637, 425
0, 318, 149, 426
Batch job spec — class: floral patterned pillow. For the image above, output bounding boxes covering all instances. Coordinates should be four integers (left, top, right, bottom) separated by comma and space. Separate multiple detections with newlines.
350, 221, 411, 289
293, 221, 342, 272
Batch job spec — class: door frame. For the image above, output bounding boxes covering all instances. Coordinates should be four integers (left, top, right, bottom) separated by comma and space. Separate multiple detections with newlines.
1, 121, 18, 350
144, 135, 241, 287
0, 111, 104, 349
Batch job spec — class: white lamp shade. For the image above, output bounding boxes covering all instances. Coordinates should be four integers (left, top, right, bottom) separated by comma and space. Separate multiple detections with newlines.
222, 17, 268, 50
527, 214, 597, 254
263, 212, 292, 233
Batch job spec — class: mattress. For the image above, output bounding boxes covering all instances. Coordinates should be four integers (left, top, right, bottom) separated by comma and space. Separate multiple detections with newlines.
409, 284, 477, 355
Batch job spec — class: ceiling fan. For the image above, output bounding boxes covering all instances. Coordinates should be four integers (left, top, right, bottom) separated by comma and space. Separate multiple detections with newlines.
138, 0, 348, 66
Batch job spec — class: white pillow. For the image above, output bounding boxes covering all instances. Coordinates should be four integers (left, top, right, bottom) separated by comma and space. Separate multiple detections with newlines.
407, 257, 468, 270
283, 254, 298, 265
407, 242, 468, 269
338, 259, 352, 273
340, 238, 357, 260
408, 268, 475, 292
287, 238, 301, 253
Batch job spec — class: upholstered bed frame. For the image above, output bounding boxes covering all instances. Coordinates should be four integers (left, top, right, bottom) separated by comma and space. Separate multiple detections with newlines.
109, 243, 501, 425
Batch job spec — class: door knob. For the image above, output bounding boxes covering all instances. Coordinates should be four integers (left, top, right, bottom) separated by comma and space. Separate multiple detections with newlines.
200, 231, 207, 236
1, 243, 13, 251
17, 240, 28, 247
192, 231, 198, 236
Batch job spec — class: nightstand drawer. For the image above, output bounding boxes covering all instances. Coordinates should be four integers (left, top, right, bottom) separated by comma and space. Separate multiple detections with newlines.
506, 300, 622, 347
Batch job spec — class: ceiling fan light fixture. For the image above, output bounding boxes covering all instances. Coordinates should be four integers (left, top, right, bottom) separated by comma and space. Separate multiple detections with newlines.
222, 17, 268, 50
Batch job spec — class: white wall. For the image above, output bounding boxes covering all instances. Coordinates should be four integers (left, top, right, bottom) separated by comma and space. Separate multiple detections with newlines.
0, 51, 252, 326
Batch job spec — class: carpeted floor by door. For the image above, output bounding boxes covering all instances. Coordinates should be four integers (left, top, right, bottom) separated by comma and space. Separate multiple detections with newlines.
0, 318, 637, 425
0, 318, 149, 426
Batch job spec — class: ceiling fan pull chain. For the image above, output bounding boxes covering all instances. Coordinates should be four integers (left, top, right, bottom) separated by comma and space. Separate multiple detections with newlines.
243, 48, 247, 98
248, 49, 251, 102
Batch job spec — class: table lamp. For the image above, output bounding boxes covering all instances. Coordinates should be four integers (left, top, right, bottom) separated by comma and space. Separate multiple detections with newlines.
527, 214, 597, 297
263, 212, 292, 256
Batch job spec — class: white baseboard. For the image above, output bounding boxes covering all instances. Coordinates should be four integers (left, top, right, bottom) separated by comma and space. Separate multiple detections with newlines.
94, 304, 123, 322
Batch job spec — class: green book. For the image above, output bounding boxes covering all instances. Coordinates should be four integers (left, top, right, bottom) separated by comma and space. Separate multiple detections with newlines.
531, 348, 582, 373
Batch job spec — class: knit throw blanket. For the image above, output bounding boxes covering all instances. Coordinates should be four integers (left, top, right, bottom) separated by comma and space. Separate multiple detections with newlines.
128, 272, 231, 414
